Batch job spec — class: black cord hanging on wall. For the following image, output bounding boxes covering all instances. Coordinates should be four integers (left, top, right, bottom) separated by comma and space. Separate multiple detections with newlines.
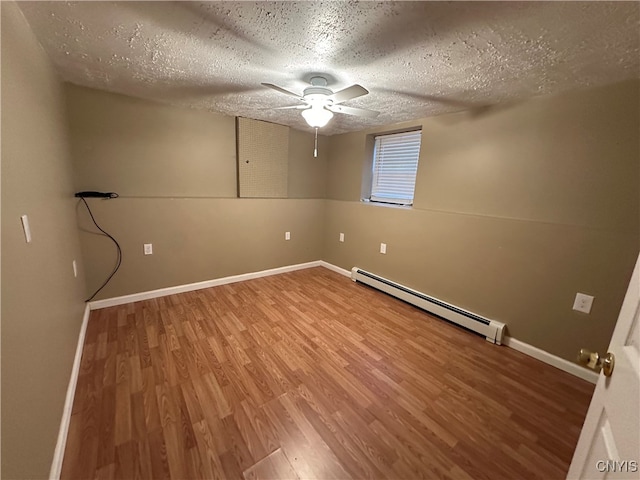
75, 191, 121, 302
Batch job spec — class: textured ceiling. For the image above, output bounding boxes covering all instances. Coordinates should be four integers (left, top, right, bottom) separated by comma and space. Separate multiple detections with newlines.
17, 1, 640, 135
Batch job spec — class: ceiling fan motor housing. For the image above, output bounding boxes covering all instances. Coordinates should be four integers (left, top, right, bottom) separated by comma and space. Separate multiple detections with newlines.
303, 91, 333, 106
303, 76, 333, 104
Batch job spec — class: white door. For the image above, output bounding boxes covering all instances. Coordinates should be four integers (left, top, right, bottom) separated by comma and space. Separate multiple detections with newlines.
567, 254, 640, 480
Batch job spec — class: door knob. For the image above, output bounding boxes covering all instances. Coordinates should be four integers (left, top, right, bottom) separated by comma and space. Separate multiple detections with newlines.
578, 349, 615, 377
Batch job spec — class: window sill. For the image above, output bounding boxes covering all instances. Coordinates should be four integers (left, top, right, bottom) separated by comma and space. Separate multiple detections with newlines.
360, 199, 413, 210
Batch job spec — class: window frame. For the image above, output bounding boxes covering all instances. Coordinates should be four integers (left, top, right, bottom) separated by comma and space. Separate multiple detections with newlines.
367, 129, 422, 206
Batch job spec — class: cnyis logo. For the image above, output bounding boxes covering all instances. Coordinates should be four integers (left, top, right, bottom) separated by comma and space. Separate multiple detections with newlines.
596, 460, 639, 473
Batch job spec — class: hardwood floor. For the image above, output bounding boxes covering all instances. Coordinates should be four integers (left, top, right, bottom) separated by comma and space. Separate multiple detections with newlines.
62, 267, 594, 479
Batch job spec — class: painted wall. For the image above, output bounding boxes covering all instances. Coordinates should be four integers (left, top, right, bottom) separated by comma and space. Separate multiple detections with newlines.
66, 85, 327, 299
324, 80, 640, 362
288, 127, 328, 199
1, 3, 88, 478
77, 197, 324, 299
67, 85, 238, 198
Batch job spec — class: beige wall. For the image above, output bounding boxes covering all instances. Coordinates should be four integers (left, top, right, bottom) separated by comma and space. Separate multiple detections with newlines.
66, 86, 327, 299
78, 198, 324, 299
67, 84, 328, 200
1, 3, 87, 478
324, 80, 640, 362
66, 85, 238, 198
288, 128, 328, 198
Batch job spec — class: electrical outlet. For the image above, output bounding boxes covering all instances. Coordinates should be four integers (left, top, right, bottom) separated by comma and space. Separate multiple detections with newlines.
380, 243, 387, 254
573, 293, 594, 314
285, 231, 291, 240
144, 243, 153, 255
339, 232, 345, 242
72, 260, 78, 278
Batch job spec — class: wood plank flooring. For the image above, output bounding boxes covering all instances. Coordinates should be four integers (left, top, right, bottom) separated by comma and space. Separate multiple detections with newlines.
62, 267, 594, 479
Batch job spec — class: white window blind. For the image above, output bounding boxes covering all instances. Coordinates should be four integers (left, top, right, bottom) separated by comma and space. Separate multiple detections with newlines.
370, 130, 422, 205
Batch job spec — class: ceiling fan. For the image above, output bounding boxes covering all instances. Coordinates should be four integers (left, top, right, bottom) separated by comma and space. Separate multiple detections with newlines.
261, 76, 379, 128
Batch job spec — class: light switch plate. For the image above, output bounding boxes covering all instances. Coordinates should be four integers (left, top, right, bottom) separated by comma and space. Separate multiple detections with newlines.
20, 214, 32, 243
339, 233, 345, 242
380, 243, 387, 254
285, 231, 291, 240
144, 243, 153, 255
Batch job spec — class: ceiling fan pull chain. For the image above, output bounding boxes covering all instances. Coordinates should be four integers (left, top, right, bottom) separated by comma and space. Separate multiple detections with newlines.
314, 127, 318, 158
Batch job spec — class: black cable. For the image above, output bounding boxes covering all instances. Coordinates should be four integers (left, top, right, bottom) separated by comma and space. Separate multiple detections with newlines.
80, 196, 122, 302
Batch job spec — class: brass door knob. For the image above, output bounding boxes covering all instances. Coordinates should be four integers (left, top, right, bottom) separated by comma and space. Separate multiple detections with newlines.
578, 349, 615, 377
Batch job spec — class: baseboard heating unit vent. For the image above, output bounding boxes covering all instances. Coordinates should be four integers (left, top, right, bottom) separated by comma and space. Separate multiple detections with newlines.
351, 267, 506, 344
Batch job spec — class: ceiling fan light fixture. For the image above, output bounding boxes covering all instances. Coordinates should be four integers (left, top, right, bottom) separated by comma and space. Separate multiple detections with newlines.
262, 77, 377, 128
301, 106, 333, 128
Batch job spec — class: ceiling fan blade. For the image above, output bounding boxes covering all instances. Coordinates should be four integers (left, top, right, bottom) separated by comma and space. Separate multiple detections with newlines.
272, 105, 308, 110
327, 104, 379, 118
328, 84, 369, 104
261, 83, 302, 99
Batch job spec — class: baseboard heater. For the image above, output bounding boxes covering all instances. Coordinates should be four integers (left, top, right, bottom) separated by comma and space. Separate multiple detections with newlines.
351, 267, 505, 344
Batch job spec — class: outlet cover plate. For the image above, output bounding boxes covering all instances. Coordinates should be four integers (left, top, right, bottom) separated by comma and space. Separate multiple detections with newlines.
573, 293, 594, 314
144, 243, 153, 255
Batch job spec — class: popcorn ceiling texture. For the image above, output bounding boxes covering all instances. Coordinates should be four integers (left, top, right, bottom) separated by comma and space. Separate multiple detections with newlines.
17, 1, 640, 135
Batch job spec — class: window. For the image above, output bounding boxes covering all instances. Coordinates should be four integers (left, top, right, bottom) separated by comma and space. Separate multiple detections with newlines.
369, 130, 422, 205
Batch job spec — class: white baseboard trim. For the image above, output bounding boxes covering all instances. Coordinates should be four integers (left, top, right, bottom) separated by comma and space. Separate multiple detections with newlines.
50, 303, 91, 480
318, 261, 351, 278
89, 261, 332, 310
503, 336, 598, 384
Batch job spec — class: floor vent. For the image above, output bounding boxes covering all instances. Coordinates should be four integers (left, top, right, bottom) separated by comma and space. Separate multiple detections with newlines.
351, 267, 505, 344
